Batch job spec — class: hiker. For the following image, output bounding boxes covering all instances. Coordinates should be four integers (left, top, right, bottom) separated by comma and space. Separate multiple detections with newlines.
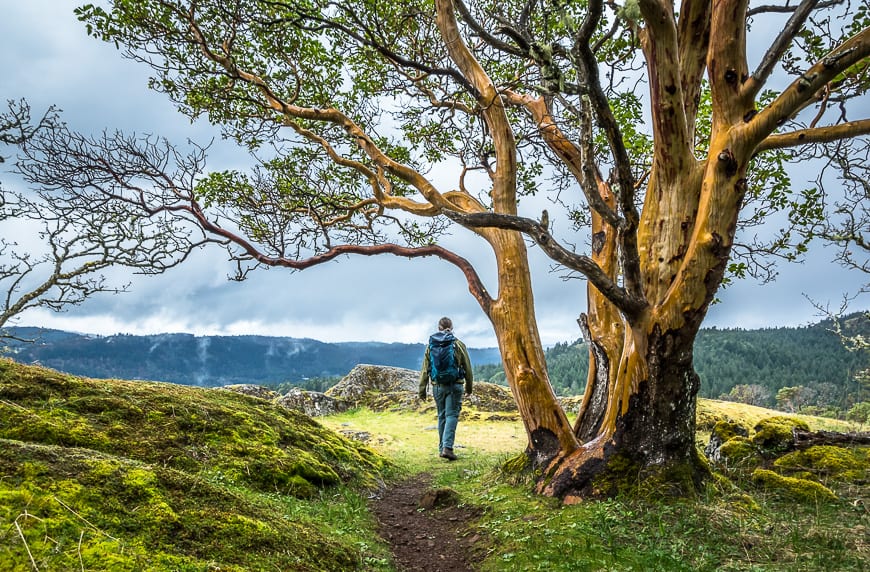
418, 316, 473, 461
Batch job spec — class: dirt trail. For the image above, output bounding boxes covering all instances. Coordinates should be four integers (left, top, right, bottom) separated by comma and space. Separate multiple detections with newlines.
369, 473, 485, 572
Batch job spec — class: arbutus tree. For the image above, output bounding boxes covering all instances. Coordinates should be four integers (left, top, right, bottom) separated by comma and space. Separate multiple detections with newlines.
20, 0, 868, 499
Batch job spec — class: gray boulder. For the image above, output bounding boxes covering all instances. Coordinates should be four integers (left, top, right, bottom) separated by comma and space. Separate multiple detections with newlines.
275, 387, 350, 417
326, 364, 419, 409
218, 384, 280, 401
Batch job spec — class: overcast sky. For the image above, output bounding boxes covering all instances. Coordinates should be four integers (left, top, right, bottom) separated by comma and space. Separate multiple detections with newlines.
1, 0, 866, 348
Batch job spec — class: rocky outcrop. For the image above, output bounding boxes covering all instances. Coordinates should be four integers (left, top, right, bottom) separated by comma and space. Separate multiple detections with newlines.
326, 364, 419, 406
464, 382, 516, 412
275, 363, 519, 416
218, 384, 280, 400
275, 387, 350, 417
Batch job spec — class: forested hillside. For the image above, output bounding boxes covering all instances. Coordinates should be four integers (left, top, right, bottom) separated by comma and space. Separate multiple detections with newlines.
475, 314, 869, 418
2, 327, 501, 386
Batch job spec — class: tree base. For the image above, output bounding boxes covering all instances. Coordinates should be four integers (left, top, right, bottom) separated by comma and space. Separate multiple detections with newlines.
535, 439, 711, 502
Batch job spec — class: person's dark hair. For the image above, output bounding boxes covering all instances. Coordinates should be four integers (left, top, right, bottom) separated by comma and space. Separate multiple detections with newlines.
438, 316, 453, 331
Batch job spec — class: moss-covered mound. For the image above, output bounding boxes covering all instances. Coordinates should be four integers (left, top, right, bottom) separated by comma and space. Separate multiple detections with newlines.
0, 441, 360, 571
774, 445, 870, 484
751, 468, 838, 502
751, 416, 810, 453
0, 359, 389, 570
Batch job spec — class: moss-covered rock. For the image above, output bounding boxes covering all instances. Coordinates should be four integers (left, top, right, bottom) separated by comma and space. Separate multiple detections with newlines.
705, 420, 752, 464
326, 364, 418, 406
711, 420, 751, 442
218, 383, 280, 400
751, 416, 810, 454
774, 445, 870, 483
465, 382, 516, 412
751, 468, 838, 502
276, 386, 351, 416
717, 437, 762, 467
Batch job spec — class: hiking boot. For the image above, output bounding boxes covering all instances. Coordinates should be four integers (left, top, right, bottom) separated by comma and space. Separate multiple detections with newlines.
441, 448, 458, 461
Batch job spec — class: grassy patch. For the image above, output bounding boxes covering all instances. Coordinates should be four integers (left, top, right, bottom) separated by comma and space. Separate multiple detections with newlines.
452, 478, 867, 571
323, 403, 868, 572
320, 407, 525, 473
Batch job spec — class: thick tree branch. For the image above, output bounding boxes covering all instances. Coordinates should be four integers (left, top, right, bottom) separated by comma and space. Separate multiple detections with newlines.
435, 0, 518, 215
749, 27, 870, 146
676, 0, 712, 130
444, 210, 647, 317
638, 0, 693, 164
756, 119, 870, 152
708, 0, 752, 128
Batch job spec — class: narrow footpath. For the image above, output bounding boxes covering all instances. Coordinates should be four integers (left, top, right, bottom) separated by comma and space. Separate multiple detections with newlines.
369, 473, 484, 572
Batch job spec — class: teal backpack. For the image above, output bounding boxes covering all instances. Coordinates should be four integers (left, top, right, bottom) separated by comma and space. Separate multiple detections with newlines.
428, 331, 462, 384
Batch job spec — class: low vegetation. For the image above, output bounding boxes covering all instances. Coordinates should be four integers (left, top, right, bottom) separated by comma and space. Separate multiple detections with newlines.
0, 358, 392, 571
1, 358, 867, 570
324, 398, 868, 571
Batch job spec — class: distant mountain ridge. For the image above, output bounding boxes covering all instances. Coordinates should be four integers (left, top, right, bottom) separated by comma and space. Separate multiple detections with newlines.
3, 327, 502, 387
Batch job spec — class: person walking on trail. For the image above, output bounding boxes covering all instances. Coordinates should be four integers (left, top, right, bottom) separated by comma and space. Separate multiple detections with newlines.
418, 317, 473, 461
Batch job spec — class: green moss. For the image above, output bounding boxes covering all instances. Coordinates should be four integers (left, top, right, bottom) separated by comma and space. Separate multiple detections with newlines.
729, 493, 761, 512
637, 452, 710, 499
0, 440, 362, 570
774, 445, 870, 483
0, 359, 393, 570
751, 468, 838, 502
710, 420, 750, 443
718, 436, 762, 466
495, 453, 536, 486
589, 453, 641, 497
0, 359, 387, 496
751, 416, 810, 454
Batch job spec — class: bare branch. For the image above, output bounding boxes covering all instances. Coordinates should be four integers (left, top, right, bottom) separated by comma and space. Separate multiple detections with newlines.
746, 0, 842, 17
749, 27, 870, 146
